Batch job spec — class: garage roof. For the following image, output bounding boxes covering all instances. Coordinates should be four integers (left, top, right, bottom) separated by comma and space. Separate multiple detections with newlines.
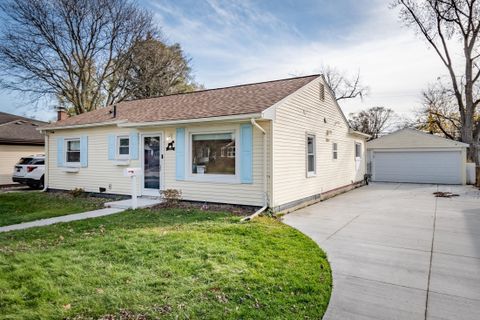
367, 129, 469, 149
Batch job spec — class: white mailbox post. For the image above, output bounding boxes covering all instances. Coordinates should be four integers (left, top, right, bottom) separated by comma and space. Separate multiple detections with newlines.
124, 167, 142, 209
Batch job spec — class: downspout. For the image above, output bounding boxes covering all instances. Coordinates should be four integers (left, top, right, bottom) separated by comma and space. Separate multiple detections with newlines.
41, 131, 49, 192
241, 119, 268, 222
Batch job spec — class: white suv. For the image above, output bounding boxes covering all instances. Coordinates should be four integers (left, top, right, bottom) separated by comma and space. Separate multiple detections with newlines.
12, 154, 45, 189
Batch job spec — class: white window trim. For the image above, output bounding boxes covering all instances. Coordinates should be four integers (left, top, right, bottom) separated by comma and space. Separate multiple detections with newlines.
185, 126, 241, 184
116, 135, 130, 159
64, 137, 81, 167
333, 142, 338, 160
306, 134, 316, 177
355, 142, 362, 160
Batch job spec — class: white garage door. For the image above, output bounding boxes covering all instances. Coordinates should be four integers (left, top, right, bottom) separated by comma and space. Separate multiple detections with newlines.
373, 151, 462, 184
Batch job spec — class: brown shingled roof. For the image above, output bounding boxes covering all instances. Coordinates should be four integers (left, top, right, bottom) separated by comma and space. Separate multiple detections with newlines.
42, 75, 319, 129
0, 111, 45, 126
0, 112, 46, 145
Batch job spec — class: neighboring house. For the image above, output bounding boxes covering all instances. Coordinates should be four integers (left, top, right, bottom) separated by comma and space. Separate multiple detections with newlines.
39, 75, 368, 212
0, 112, 46, 185
367, 128, 469, 185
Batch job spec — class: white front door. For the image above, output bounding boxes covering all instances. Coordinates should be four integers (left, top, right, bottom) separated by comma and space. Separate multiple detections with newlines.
141, 134, 163, 196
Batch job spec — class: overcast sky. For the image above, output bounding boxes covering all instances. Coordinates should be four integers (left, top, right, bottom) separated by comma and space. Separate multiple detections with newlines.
0, 0, 449, 122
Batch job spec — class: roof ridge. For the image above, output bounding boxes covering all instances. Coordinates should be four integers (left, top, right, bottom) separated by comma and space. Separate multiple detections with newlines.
119, 74, 321, 105
0, 111, 46, 123
0, 119, 40, 127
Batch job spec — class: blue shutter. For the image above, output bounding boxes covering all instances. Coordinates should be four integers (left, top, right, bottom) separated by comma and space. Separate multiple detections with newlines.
176, 128, 185, 180
56, 137, 65, 167
80, 135, 88, 167
129, 132, 139, 160
108, 134, 116, 160
240, 124, 253, 184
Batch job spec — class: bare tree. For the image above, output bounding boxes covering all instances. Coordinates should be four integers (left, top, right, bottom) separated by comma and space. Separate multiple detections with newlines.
0, 0, 155, 115
349, 107, 396, 140
320, 65, 369, 101
393, 0, 480, 164
415, 82, 462, 139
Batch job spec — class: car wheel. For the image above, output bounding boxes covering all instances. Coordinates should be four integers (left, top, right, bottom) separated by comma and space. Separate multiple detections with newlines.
38, 176, 45, 189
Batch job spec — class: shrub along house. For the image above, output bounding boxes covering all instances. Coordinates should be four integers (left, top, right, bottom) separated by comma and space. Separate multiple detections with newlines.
39, 75, 368, 212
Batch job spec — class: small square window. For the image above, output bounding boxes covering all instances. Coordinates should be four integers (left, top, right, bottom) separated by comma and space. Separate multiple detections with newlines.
117, 136, 130, 157
307, 135, 316, 176
333, 143, 338, 160
355, 142, 362, 158
66, 139, 80, 163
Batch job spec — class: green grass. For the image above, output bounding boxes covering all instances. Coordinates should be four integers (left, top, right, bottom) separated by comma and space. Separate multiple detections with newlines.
0, 208, 332, 319
0, 192, 109, 226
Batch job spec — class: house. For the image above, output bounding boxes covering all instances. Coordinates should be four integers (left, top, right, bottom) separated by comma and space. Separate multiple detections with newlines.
0, 112, 46, 185
39, 75, 368, 212
367, 128, 469, 185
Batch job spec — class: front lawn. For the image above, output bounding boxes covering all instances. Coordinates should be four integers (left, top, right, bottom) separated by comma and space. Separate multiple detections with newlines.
0, 192, 109, 226
0, 208, 332, 319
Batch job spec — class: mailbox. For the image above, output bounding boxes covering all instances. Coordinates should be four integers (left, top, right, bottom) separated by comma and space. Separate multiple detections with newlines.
124, 167, 142, 177
123, 167, 142, 209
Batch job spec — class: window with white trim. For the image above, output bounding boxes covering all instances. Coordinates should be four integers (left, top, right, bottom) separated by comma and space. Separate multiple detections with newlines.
332, 142, 338, 160
191, 132, 236, 175
66, 138, 80, 163
355, 142, 362, 159
117, 136, 130, 158
306, 135, 316, 176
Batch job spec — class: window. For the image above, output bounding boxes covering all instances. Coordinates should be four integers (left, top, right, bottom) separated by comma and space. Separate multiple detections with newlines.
117, 136, 130, 158
332, 143, 338, 160
355, 142, 362, 158
18, 157, 33, 164
191, 132, 235, 175
31, 159, 44, 165
307, 135, 316, 176
66, 139, 80, 163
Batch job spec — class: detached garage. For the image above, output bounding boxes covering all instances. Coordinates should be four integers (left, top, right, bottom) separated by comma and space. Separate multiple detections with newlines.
367, 129, 468, 185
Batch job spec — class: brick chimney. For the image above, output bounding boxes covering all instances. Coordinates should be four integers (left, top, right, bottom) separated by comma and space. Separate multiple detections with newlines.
56, 107, 68, 121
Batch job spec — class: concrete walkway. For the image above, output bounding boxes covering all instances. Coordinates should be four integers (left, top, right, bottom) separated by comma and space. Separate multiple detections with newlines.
0, 197, 162, 233
283, 183, 480, 320
0, 208, 123, 233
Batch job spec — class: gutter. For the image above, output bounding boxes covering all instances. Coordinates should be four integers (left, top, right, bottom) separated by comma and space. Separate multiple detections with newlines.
241, 118, 268, 222
349, 129, 371, 139
118, 113, 263, 128
42, 131, 49, 192
37, 113, 266, 131
38, 120, 128, 132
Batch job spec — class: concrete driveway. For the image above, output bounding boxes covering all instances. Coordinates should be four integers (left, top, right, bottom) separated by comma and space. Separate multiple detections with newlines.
283, 183, 480, 320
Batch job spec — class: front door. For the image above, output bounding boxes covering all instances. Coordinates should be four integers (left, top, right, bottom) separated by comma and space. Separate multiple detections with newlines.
142, 134, 162, 196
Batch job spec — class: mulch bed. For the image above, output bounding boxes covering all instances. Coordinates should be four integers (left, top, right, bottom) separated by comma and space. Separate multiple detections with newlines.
151, 201, 257, 216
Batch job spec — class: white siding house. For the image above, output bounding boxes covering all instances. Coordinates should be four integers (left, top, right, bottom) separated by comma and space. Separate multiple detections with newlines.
41, 75, 368, 212
271, 78, 367, 210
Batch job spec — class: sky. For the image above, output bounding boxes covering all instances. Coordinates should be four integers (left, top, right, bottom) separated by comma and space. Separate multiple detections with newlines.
0, 0, 449, 122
